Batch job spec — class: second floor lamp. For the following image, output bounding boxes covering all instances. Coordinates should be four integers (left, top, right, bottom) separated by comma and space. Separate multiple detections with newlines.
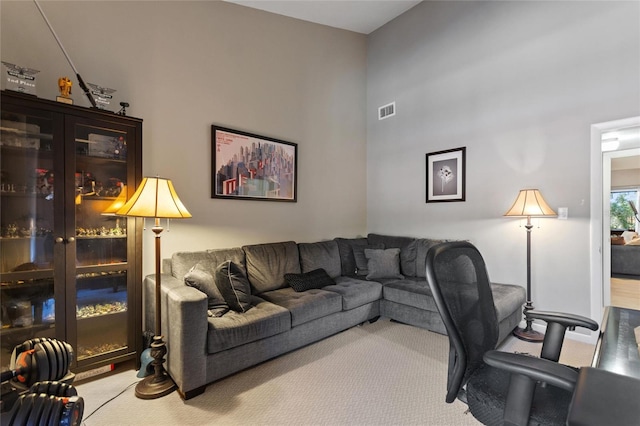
504, 189, 557, 342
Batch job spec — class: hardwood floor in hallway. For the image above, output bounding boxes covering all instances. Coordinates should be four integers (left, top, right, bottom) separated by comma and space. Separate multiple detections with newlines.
611, 276, 640, 310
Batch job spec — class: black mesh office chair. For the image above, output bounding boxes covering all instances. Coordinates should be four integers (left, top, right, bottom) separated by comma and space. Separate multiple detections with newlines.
425, 241, 598, 426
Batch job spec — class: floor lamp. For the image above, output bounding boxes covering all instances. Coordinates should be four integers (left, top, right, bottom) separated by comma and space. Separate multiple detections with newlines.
504, 189, 557, 342
116, 177, 192, 399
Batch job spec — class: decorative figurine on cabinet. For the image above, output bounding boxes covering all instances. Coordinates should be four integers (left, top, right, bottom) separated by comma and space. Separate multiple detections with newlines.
57, 77, 73, 104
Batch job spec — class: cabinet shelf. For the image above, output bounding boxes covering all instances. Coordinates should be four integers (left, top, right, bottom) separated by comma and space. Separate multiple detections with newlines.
75, 235, 127, 239
0, 144, 54, 157
76, 153, 127, 165
0, 192, 53, 199
0, 126, 53, 140
0, 322, 54, 338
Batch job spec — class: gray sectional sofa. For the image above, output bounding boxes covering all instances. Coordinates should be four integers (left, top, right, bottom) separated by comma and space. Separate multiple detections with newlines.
143, 234, 526, 399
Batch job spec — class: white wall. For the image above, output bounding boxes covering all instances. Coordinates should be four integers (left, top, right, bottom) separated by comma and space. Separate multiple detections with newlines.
367, 1, 640, 320
1, 1, 368, 277
612, 163, 640, 188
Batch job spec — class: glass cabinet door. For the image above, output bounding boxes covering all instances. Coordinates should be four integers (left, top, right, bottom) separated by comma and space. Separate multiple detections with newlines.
72, 119, 132, 364
0, 107, 60, 369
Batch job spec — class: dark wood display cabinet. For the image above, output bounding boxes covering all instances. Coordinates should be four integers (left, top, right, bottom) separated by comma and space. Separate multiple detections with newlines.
0, 90, 142, 373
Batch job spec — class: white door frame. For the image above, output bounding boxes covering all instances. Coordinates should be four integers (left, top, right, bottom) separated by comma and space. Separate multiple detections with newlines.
590, 116, 640, 326
602, 148, 640, 305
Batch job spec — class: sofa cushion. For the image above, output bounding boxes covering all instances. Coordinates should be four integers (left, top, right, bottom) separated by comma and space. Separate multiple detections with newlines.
354, 243, 385, 277
207, 247, 247, 274
171, 251, 217, 281
368, 233, 418, 277
365, 248, 404, 280
183, 262, 229, 317
323, 276, 383, 310
334, 237, 368, 277
215, 260, 252, 313
243, 241, 301, 294
171, 247, 245, 281
384, 278, 526, 325
298, 240, 342, 278
207, 296, 291, 354
383, 279, 437, 311
490, 282, 526, 323
260, 287, 343, 327
415, 238, 446, 278
285, 268, 336, 292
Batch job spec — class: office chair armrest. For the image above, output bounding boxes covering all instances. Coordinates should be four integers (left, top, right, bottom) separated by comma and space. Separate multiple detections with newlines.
524, 311, 599, 362
483, 350, 578, 392
526, 310, 599, 331
485, 351, 579, 426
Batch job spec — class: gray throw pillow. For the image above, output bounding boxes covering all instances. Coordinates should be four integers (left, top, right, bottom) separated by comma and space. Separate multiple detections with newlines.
184, 263, 229, 317
215, 260, 252, 313
353, 243, 384, 276
364, 248, 404, 280
284, 268, 335, 292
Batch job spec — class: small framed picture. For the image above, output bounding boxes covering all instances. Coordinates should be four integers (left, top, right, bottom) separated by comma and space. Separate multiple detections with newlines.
212, 126, 297, 202
426, 147, 466, 203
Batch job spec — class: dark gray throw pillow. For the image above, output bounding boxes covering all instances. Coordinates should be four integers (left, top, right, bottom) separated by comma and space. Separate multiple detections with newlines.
364, 248, 404, 280
215, 260, 253, 313
353, 243, 384, 276
184, 263, 229, 317
284, 268, 335, 292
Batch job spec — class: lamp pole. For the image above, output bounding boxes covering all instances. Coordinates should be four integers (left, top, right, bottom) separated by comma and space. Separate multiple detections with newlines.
513, 215, 544, 342
135, 218, 177, 399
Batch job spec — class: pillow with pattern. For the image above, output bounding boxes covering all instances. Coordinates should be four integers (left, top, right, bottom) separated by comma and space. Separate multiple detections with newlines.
284, 268, 335, 292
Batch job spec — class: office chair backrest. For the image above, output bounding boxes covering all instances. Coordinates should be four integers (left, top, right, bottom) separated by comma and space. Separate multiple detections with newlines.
426, 241, 499, 403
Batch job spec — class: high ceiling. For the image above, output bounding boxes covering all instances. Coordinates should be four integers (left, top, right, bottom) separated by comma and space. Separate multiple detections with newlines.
224, 0, 423, 34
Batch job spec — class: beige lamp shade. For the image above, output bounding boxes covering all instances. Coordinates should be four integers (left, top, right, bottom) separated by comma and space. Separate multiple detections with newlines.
504, 189, 557, 217
102, 185, 128, 215
116, 177, 192, 219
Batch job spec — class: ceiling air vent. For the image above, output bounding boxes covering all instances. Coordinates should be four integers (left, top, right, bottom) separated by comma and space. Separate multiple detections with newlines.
378, 102, 396, 120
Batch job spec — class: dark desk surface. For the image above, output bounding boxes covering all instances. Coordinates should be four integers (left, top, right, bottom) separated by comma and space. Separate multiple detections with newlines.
567, 367, 640, 426
567, 306, 640, 425
591, 306, 640, 379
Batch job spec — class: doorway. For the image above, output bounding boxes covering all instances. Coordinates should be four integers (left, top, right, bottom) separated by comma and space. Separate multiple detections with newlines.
590, 117, 640, 324
603, 147, 640, 309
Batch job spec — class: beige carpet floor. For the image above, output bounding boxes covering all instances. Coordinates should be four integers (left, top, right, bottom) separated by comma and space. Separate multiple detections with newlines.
76, 318, 595, 426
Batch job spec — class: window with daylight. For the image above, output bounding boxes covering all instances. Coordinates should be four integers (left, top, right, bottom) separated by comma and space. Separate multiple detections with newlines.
610, 188, 640, 232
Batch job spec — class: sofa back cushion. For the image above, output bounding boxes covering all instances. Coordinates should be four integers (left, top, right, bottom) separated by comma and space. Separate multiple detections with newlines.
298, 240, 342, 278
171, 247, 245, 281
415, 238, 446, 278
171, 251, 217, 281
207, 247, 247, 274
334, 237, 368, 277
243, 241, 301, 294
367, 233, 417, 277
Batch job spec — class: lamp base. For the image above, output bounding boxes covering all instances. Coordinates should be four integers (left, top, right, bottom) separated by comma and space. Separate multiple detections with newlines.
135, 335, 176, 399
513, 326, 545, 343
135, 371, 177, 399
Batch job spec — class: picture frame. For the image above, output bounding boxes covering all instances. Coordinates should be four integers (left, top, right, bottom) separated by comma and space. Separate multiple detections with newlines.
426, 147, 466, 203
212, 126, 297, 202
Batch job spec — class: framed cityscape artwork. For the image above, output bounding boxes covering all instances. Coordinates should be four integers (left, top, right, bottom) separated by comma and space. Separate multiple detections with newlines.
426, 147, 466, 203
211, 125, 297, 202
